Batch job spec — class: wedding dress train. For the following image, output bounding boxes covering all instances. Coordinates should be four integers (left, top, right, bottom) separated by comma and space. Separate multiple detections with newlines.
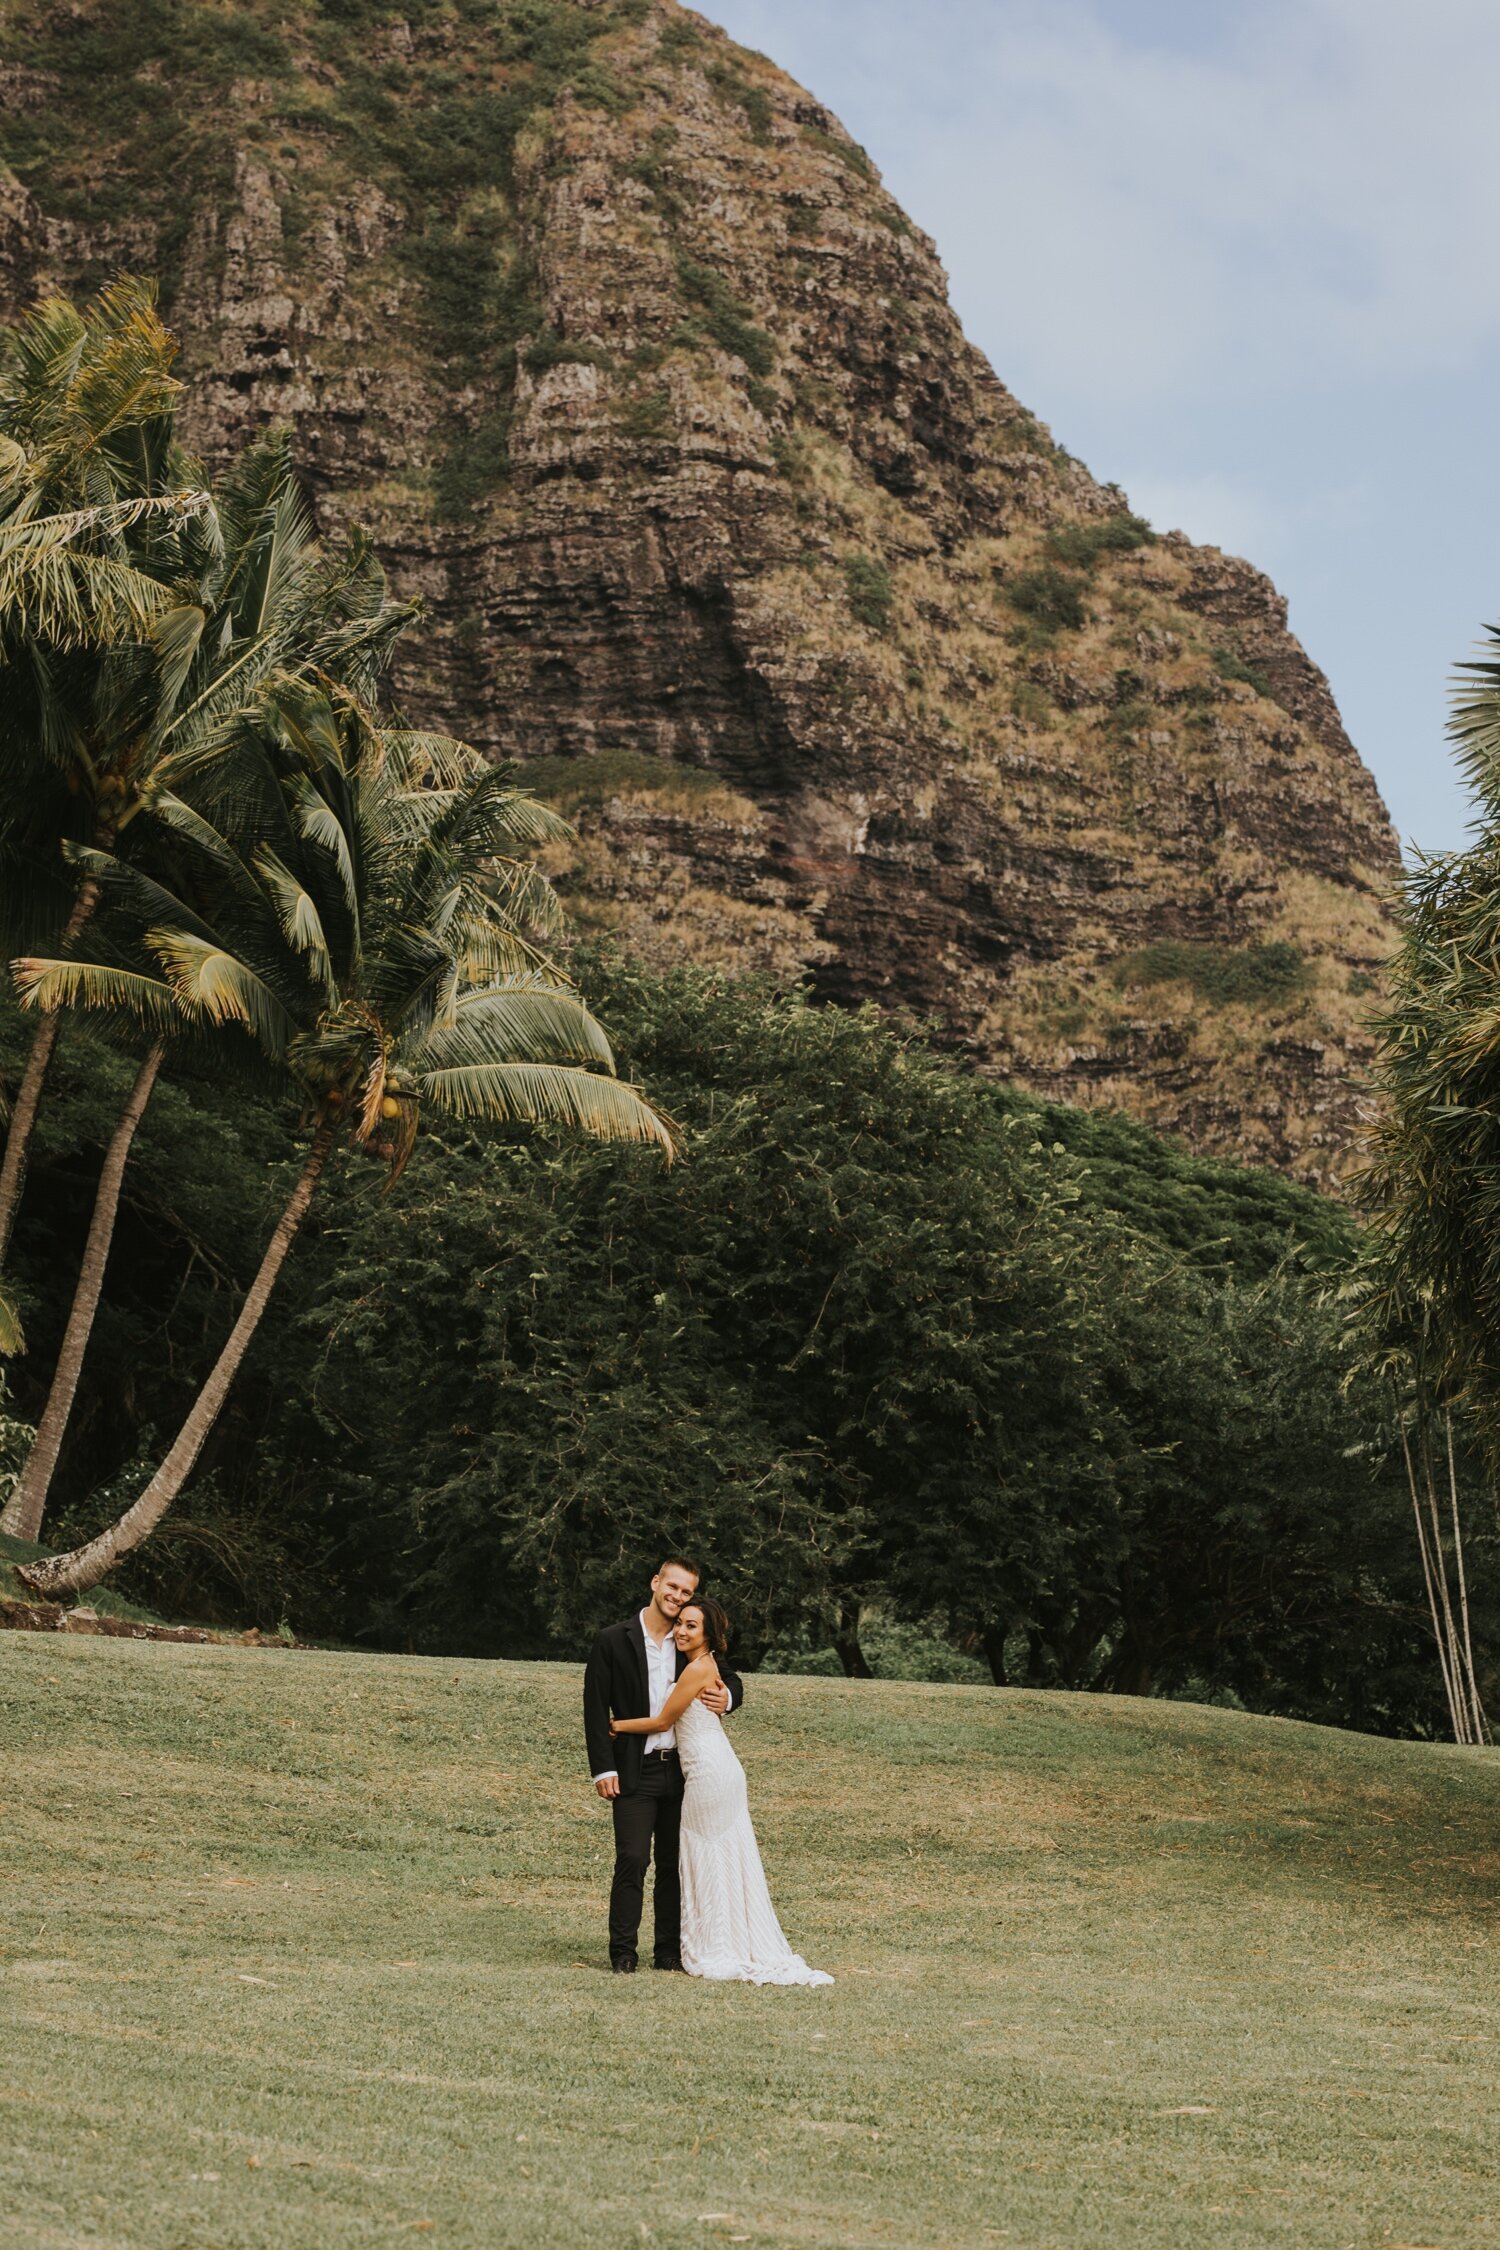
674, 1697, 833, 1986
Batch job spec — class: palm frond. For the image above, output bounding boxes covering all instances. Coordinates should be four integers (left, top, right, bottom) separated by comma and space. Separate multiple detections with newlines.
49, 276, 181, 469
0, 544, 172, 647
0, 488, 207, 554
148, 600, 207, 718
415, 982, 615, 1071
453, 779, 575, 856
452, 915, 558, 983
419, 1060, 677, 1155
61, 840, 218, 946
12, 954, 185, 1032
380, 731, 487, 792
147, 928, 294, 1056
289, 772, 359, 924
254, 848, 336, 1000
145, 792, 288, 947
475, 857, 568, 938
355, 1040, 392, 1145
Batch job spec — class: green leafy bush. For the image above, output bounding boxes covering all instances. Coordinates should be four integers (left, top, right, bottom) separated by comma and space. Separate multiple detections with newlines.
707, 61, 774, 143
616, 390, 673, 441
1109, 939, 1310, 1007
842, 553, 895, 633
1047, 513, 1154, 568
1213, 646, 1274, 699
675, 257, 776, 376
433, 410, 513, 519
800, 124, 873, 178
1008, 566, 1087, 633
519, 750, 728, 810
523, 329, 614, 373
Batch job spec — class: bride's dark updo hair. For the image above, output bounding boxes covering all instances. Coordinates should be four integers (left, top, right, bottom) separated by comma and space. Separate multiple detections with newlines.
685, 1594, 731, 1657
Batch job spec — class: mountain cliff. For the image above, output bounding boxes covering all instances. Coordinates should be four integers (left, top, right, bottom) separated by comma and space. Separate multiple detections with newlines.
0, 0, 1399, 1183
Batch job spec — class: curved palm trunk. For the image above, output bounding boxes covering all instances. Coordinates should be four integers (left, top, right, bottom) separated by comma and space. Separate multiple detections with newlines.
1, 1042, 165, 1543
18, 1119, 336, 1601
0, 866, 108, 1268
0, 1009, 63, 1270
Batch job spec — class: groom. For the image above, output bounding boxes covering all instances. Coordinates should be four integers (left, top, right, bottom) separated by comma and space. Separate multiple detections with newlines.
583, 1555, 745, 1974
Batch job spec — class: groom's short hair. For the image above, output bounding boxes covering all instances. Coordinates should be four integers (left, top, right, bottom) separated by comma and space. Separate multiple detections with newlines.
656, 1553, 701, 1583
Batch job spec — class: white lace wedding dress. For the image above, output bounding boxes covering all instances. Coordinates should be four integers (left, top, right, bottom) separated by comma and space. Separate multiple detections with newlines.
675, 1698, 833, 1986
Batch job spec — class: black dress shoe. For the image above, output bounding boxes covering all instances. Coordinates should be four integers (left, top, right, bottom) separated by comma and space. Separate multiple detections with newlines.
610, 1954, 637, 1974
653, 1956, 686, 1973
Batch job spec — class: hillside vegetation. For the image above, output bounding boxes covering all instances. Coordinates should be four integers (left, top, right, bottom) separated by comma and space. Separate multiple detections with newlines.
4, 1637, 1499, 2248
3, 957, 1463, 1732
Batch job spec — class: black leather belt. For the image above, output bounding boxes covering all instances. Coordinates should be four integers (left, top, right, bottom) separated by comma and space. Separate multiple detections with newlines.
642, 1748, 679, 1764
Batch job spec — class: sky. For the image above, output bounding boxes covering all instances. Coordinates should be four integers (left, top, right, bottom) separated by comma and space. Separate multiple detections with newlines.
704, 0, 1500, 855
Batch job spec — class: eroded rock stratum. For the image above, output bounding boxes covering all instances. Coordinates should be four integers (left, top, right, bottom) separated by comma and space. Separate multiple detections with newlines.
0, 0, 1398, 1182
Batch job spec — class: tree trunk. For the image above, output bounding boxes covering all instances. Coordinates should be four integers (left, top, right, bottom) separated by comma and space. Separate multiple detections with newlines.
833, 1601, 873, 1679
18, 1120, 336, 1600
0, 867, 106, 1269
981, 1626, 1010, 1687
1, 1042, 165, 1543
0, 1009, 63, 1271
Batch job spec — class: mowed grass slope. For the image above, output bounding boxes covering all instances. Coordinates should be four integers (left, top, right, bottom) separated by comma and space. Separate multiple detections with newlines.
3, 1640, 1500, 2250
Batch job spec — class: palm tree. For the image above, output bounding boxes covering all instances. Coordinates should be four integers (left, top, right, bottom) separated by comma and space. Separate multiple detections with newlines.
0, 279, 208, 1260
1350, 618, 1500, 1740
1356, 621, 1500, 1429
0, 279, 404, 1268
0, 1038, 163, 1538
13, 702, 674, 1598
0, 432, 417, 1543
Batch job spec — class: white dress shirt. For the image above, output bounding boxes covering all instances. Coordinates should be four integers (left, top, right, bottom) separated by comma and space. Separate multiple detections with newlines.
590, 1610, 734, 1784
642, 1609, 677, 1756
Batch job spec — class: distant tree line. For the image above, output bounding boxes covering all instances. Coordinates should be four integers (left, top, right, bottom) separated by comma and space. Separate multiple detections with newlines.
3, 949, 1474, 1736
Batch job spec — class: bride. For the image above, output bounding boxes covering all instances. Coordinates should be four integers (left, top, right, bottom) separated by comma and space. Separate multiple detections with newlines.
609, 1596, 833, 1987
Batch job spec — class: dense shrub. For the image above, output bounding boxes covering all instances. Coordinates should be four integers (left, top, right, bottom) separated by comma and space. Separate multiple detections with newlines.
1110, 939, 1310, 1008
3, 958, 1462, 1733
841, 554, 895, 634
1213, 646, 1275, 699
675, 257, 776, 377
1047, 513, 1155, 568
1008, 566, 1087, 633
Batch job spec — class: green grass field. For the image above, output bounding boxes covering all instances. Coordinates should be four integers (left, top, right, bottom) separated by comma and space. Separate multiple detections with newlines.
4, 1637, 1499, 2250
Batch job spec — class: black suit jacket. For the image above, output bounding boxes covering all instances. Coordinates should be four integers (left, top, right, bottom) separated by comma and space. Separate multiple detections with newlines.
583, 1613, 745, 1794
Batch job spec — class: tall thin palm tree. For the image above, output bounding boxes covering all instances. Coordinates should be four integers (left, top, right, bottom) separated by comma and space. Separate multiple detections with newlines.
0, 278, 406, 1268
1349, 618, 1500, 1739
1, 428, 417, 1540
0, 278, 208, 1259
14, 700, 674, 1598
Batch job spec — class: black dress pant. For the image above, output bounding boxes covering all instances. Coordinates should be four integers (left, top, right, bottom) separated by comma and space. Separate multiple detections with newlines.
609, 1753, 682, 1963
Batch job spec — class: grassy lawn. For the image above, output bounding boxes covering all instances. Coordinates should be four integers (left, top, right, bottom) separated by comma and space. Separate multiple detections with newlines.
3, 1638, 1499, 2249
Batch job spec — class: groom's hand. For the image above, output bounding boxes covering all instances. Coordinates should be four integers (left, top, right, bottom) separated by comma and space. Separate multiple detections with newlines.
594, 1773, 620, 1799
699, 1681, 731, 1715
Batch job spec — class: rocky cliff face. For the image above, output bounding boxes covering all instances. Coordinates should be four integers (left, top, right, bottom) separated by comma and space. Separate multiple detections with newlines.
0, 0, 1399, 1183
